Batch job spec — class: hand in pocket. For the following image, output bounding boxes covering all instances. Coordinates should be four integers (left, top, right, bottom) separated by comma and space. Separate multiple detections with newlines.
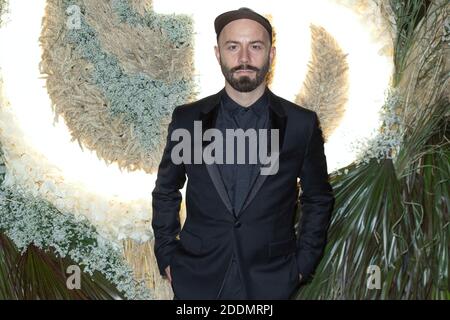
165, 265, 172, 283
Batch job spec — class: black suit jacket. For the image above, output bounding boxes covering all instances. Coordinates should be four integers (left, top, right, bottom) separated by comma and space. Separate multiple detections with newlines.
151, 88, 335, 299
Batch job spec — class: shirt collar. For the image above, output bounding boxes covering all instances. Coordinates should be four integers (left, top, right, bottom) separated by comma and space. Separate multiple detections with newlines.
221, 87, 269, 118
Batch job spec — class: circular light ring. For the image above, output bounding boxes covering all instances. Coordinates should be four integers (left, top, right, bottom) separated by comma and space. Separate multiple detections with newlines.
0, 0, 394, 243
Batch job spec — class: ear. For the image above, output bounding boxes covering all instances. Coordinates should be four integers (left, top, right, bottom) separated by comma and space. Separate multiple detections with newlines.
214, 45, 221, 64
269, 46, 276, 65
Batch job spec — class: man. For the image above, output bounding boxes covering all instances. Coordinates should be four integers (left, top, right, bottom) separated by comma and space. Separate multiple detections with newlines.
151, 7, 335, 300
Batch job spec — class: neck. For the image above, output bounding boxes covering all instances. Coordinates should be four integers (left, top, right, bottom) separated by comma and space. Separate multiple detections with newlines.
224, 82, 267, 107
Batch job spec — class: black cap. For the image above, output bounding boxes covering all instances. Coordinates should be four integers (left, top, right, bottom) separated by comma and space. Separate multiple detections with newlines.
214, 7, 273, 43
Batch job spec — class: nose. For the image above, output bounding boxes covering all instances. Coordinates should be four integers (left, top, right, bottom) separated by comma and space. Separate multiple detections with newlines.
238, 46, 249, 65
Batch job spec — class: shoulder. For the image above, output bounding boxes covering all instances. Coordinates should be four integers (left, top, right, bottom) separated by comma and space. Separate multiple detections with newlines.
270, 91, 317, 123
173, 92, 220, 118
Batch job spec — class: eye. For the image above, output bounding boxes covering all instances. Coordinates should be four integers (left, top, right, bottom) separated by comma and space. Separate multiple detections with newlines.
252, 44, 262, 50
227, 45, 237, 51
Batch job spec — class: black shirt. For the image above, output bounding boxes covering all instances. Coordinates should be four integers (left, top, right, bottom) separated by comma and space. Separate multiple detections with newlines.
215, 89, 270, 216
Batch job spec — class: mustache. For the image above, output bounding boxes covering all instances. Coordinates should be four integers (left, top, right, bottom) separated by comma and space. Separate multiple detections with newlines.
230, 64, 260, 72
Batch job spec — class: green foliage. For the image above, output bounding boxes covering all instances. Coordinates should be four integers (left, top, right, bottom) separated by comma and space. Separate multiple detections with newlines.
0, 233, 125, 299
0, 185, 152, 299
294, 1, 449, 299
390, 0, 427, 85
295, 99, 449, 299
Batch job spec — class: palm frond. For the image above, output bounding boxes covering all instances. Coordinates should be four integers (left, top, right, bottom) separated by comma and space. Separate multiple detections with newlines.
0, 233, 126, 300
295, 104, 449, 299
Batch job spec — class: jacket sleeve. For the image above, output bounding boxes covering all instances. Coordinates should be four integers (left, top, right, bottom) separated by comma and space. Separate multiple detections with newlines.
151, 106, 186, 277
296, 111, 335, 283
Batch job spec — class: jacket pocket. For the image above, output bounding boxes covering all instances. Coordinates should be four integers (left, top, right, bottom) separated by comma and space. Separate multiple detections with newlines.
179, 227, 203, 255
268, 237, 297, 258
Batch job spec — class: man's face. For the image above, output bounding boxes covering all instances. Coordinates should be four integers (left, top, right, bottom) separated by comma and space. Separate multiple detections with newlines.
215, 19, 275, 92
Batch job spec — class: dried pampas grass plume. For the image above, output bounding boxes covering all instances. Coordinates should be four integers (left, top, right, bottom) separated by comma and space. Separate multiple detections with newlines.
295, 25, 349, 141
122, 201, 186, 299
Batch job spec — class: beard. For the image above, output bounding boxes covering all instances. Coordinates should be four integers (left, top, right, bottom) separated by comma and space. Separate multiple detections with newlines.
220, 56, 270, 92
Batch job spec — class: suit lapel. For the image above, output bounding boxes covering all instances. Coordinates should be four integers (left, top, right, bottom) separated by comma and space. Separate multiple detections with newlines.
237, 90, 287, 215
199, 89, 235, 216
